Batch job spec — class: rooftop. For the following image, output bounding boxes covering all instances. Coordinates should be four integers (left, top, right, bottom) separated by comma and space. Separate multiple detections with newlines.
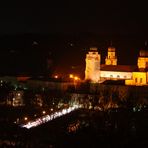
101, 65, 138, 72
108, 47, 115, 52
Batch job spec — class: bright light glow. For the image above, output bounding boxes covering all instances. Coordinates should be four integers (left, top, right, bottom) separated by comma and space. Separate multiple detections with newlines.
74, 76, 79, 80
20, 105, 81, 129
69, 74, 74, 78
54, 75, 58, 79
42, 111, 46, 114
24, 117, 28, 121
69, 74, 80, 81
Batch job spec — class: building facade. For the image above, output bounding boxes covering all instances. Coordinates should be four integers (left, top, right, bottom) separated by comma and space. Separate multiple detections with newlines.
85, 48, 101, 82
85, 47, 148, 86
105, 46, 117, 65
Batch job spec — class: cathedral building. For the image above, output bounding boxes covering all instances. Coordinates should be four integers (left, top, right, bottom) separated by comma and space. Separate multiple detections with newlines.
85, 46, 148, 86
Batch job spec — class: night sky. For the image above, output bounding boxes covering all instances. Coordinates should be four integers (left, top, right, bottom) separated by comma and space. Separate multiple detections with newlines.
0, 1, 148, 35
0, 1, 148, 77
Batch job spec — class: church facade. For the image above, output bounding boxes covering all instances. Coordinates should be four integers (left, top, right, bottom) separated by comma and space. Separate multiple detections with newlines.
85, 47, 148, 86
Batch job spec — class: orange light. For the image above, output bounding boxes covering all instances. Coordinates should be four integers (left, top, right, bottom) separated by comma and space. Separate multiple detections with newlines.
74, 76, 79, 80
69, 74, 74, 78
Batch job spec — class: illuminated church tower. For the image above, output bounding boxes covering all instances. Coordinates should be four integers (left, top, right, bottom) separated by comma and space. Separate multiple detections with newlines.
105, 46, 117, 65
85, 47, 101, 82
137, 42, 148, 70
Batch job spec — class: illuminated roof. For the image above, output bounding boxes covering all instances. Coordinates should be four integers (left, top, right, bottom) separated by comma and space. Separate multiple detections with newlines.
90, 47, 97, 51
139, 49, 148, 57
108, 47, 115, 52
139, 42, 148, 57
101, 65, 138, 72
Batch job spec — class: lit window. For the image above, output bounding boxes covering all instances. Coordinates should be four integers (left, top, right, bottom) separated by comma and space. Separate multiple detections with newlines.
110, 75, 113, 78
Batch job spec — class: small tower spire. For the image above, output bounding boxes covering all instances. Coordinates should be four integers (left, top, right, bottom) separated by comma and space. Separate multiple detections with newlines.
145, 40, 147, 47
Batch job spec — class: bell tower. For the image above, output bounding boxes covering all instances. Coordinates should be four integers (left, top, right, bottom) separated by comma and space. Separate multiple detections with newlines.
105, 46, 117, 65
138, 41, 148, 70
85, 47, 101, 82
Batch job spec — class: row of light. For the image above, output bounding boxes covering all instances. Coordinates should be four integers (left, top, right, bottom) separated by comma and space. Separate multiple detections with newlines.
69, 74, 80, 80
54, 74, 80, 81
20, 105, 81, 129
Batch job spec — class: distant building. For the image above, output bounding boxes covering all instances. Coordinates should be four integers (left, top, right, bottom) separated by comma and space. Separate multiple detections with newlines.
105, 46, 117, 65
85, 46, 148, 86
7, 91, 24, 107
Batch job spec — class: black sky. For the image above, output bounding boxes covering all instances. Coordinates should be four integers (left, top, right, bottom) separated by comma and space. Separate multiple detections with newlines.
0, 1, 148, 77
0, 1, 147, 36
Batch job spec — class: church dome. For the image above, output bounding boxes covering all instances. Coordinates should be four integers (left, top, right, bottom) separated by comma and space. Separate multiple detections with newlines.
139, 41, 148, 57
139, 49, 148, 57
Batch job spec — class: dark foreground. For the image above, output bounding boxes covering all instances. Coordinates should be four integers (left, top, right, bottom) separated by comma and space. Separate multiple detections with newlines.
0, 108, 148, 148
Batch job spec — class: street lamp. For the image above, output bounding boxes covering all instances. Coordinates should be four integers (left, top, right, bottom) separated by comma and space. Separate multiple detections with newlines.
24, 117, 28, 121
69, 74, 80, 89
54, 75, 58, 79
69, 74, 74, 79
42, 111, 46, 115
73, 76, 80, 89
